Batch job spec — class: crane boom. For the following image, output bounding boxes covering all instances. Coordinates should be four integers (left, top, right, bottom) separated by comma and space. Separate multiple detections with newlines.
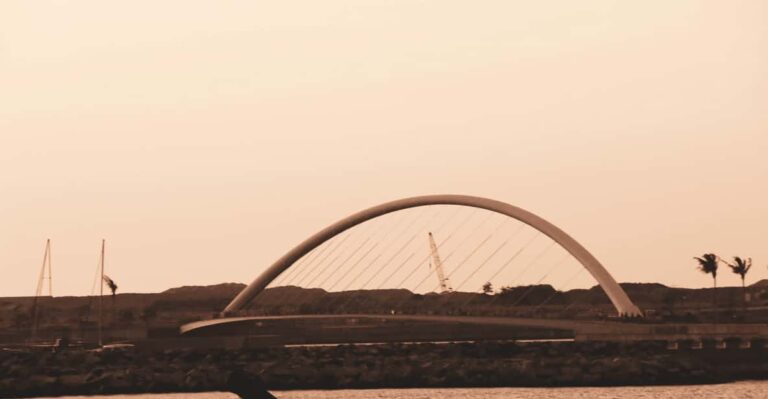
427, 232, 452, 293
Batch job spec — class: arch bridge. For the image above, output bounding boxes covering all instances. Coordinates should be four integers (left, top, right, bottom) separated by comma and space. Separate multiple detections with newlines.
183, 194, 643, 337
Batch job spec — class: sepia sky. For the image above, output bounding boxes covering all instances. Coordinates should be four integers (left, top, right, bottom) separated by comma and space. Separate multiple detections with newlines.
1, 1, 767, 297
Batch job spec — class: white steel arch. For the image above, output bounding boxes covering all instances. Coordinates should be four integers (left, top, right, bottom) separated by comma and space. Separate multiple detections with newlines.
224, 195, 642, 316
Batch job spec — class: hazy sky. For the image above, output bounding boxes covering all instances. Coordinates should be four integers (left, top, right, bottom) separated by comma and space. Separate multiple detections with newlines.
1, 1, 767, 297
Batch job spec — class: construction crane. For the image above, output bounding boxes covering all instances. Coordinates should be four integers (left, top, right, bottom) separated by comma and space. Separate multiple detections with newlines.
427, 232, 452, 293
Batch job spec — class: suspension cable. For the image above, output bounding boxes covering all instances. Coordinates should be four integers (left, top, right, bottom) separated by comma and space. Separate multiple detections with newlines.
324, 241, 379, 291
482, 230, 535, 284
532, 265, 584, 314
271, 242, 324, 287
506, 240, 557, 288
405, 210, 495, 293
252, 232, 352, 311
394, 223, 468, 291
362, 208, 443, 291
507, 253, 571, 308
293, 231, 353, 287
454, 238, 510, 292
341, 208, 435, 293
345, 207, 458, 312
325, 209, 414, 292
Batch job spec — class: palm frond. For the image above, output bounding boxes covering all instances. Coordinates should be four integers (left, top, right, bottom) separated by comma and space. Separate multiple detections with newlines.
727, 256, 752, 278
694, 253, 718, 276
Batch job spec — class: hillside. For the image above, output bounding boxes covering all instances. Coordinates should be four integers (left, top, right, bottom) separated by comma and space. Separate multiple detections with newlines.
3, 281, 768, 344
161, 283, 246, 298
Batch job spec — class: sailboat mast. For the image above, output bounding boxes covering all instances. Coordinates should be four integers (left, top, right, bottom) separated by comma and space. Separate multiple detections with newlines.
98, 239, 105, 347
47, 239, 52, 297
31, 239, 51, 341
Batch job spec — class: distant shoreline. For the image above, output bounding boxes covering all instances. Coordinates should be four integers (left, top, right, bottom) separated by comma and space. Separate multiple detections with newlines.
5, 281, 768, 348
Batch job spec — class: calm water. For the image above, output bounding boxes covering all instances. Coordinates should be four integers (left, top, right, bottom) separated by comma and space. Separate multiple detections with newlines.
35, 381, 768, 399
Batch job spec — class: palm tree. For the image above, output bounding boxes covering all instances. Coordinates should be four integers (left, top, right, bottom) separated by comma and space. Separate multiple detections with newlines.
103, 275, 118, 326
694, 253, 719, 307
727, 256, 752, 309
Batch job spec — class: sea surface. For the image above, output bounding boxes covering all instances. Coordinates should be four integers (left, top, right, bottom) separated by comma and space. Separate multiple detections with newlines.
34, 381, 768, 399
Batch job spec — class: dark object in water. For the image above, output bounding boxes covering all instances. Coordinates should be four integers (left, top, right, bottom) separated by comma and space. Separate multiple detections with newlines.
227, 370, 277, 399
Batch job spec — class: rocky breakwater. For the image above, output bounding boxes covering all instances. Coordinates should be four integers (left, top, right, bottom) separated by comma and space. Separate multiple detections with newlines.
1, 341, 767, 397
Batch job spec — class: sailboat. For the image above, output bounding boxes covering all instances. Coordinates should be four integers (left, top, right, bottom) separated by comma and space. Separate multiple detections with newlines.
98, 239, 105, 347
83, 239, 110, 348
93, 239, 130, 351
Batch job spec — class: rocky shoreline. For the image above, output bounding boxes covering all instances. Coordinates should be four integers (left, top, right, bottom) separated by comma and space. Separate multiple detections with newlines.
2, 341, 767, 398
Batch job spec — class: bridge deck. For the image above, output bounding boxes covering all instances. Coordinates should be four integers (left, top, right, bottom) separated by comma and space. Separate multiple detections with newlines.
180, 314, 768, 341
180, 314, 613, 335
179, 314, 768, 342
